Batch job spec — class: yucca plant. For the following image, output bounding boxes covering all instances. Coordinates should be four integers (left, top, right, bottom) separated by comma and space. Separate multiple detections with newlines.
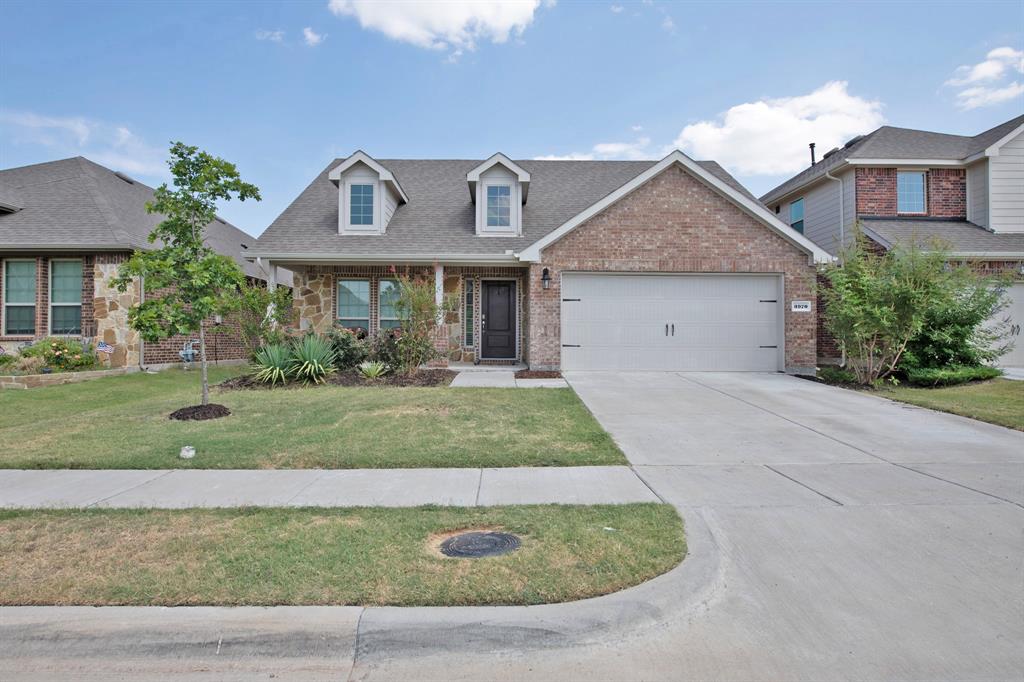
252, 343, 290, 386
289, 334, 337, 384
357, 360, 389, 380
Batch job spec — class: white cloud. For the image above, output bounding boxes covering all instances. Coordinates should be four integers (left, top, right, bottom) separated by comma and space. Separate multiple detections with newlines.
536, 135, 653, 161
631, 124, 644, 132
327, 0, 545, 57
610, 4, 624, 13
303, 27, 326, 46
255, 29, 285, 43
945, 46, 1024, 110
953, 82, 1024, 111
0, 110, 168, 178
671, 81, 884, 175
660, 15, 675, 33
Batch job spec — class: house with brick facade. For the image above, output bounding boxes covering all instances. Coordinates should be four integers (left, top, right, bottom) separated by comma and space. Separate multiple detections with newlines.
0, 156, 289, 368
251, 150, 831, 374
761, 115, 1024, 367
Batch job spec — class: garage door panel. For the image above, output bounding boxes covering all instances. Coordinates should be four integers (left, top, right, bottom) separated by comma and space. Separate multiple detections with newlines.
560, 274, 781, 371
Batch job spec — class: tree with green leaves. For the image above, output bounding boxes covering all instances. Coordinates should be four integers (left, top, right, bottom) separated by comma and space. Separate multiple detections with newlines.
113, 142, 260, 406
819, 226, 1009, 385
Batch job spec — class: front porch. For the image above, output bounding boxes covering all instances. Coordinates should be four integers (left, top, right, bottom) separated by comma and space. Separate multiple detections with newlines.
285, 263, 529, 367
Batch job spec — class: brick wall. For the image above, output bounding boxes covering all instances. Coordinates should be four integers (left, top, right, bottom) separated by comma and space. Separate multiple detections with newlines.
856, 167, 967, 218
815, 273, 841, 364
855, 168, 898, 216
527, 164, 818, 372
927, 168, 967, 218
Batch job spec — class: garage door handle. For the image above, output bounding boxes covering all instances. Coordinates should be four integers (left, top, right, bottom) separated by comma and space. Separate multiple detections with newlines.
665, 324, 669, 336
759, 345, 778, 349
671, 323, 675, 336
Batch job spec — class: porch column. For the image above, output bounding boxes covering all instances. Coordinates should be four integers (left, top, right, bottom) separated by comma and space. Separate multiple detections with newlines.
429, 263, 449, 367
264, 259, 278, 328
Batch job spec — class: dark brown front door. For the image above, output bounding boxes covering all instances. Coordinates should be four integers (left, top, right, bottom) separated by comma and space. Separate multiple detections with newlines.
482, 281, 516, 359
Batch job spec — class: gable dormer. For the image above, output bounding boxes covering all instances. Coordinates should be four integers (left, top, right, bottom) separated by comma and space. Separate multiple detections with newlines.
328, 151, 408, 235
467, 153, 530, 236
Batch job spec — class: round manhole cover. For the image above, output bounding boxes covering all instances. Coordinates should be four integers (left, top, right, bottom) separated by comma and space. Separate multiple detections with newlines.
440, 531, 521, 558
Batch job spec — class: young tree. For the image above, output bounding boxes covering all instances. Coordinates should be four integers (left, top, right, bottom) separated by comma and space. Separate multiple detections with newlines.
819, 227, 1009, 385
224, 281, 294, 357
113, 142, 260, 405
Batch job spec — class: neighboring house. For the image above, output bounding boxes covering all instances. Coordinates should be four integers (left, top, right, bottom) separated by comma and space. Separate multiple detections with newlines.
761, 115, 1024, 367
0, 157, 289, 368
251, 150, 831, 374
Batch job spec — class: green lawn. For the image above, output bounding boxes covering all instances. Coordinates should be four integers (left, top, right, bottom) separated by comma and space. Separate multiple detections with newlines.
0, 367, 625, 469
881, 378, 1024, 431
0, 504, 684, 606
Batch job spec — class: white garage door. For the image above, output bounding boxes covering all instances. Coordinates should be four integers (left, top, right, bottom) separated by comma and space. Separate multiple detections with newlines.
560, 273, 782, 371
997, 282, 1024, 367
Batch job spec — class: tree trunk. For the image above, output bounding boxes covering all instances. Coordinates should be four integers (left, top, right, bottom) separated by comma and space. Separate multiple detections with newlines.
198, 323, 210, 406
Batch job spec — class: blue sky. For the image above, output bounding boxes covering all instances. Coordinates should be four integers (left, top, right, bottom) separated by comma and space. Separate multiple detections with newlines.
1, 0, 1022, 236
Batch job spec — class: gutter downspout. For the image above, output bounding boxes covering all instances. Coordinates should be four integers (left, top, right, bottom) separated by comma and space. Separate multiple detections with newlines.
823, 169, 846, 367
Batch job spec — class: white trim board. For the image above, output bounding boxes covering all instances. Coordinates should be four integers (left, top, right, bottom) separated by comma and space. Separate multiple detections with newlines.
518, 150, 833, 264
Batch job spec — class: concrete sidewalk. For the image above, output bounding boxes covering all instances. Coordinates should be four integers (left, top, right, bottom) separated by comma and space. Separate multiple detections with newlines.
0, 466, 658, 509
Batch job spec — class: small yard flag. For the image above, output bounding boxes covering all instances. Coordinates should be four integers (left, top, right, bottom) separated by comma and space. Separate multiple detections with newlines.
97, 341, 115, 354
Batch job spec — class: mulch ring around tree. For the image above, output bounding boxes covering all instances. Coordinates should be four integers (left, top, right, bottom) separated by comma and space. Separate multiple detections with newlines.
217, 369, 457, 391
169, 404, 232, 421
514, 370, 562, 379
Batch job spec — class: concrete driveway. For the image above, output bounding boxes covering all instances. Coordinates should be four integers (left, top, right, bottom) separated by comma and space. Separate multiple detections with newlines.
350, 372, 1024, 680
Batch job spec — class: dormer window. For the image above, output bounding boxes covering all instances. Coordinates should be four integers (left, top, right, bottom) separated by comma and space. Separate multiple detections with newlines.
328, 151, 409, 236
486, 184, 511, 227
467, 153, 530, 236
350, 183, 374, 226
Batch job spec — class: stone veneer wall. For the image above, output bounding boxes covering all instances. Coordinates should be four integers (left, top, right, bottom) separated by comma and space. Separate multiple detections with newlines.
527, 164, 818, 373
93, 254, 141, 368
291, 265, 527, 366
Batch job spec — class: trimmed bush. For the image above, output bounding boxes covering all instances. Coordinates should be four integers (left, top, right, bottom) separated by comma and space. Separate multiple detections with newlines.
326, 325, 370, 370
905, 365, 1002, 387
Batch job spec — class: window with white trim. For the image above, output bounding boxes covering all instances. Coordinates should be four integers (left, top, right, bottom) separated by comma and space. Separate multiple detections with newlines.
337, 279, 370, 332
50, 259, 83, 335
486, 184, 511, 227
789, 198, 805, 234
897, 171, 926, 214
378, 279, 402, 330
3, 259, 36, 336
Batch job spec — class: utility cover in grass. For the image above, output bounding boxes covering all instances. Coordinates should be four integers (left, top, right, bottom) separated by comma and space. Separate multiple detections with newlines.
440, 531, 521, 558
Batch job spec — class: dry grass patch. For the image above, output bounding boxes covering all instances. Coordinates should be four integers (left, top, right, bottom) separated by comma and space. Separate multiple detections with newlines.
0, 505, 684, 607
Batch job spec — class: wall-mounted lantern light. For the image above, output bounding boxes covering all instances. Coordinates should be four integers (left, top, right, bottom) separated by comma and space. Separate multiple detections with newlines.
541, 268, 551, 290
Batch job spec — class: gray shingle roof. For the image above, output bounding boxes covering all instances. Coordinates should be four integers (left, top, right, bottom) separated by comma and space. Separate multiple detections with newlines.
760, 115, 1024, 206
0, 157, 269, 280
254, 158, 756, 257
862, 218, 1024, 255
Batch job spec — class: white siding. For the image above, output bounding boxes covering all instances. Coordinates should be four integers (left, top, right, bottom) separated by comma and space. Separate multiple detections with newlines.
476, 166, 522, 236
967, 160, 989, 227
841, 168, 856, 246
990, 130, 1024, 233
382, 183, 398, 231
776, 169, 855, 256
337, 161, 384, 235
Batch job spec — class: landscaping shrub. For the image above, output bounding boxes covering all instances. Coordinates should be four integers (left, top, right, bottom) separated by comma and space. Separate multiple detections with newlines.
369, 329, 402, 369
14, 356, 44, 374
326, 325, 370, 369
0, 354, 14, 369
819, 229, 1009, 386
387, 269, 457, 374
19, 338, 97, 372
817, 366, 857, 385
905, 365, 1002, 387
288, 334, 336, 384
357, 360, 389, 379
227, 281, 294, 357
252, 344, 290, 386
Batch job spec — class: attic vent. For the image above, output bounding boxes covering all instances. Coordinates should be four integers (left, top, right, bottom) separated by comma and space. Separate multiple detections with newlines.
114, 171, 135, 184
822, 147, 841, 159
215, 217, 226, 224
843, 135, 864, 149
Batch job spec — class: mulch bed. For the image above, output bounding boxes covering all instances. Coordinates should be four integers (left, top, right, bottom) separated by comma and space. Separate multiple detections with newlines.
514, 370, 563, 379
169, 404, 231, 421
217, 369, 456, 391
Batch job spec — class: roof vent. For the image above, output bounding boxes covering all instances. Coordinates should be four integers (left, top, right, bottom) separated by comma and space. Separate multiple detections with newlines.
215, 217, 226, 224
240, 243, 248, 250
114, 171, 135, 184
822, 147, 841, 159
843, 135, 864, 149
